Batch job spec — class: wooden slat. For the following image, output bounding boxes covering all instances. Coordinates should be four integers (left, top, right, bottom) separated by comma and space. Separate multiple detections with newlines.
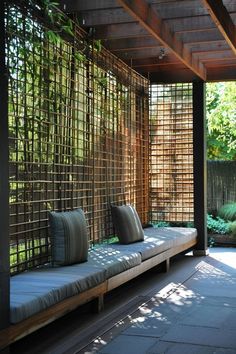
60, 0, 118, 12
202, 0, 236, 55
94, 23, 149, 40
105, 36, 161, 51
77, 8, 132, 26
118, 0, 206, 80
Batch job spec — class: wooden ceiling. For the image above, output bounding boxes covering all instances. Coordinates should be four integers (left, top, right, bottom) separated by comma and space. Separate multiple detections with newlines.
60, 0, 236, 83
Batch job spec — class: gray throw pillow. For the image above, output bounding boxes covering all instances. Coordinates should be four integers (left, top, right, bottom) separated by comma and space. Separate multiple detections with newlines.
49, 209, 88, 265
111, 205, 144, 244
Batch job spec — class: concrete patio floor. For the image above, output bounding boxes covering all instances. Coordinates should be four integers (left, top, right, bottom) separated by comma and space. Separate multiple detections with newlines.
11, 247, 236, 354
83, 248, 236, 354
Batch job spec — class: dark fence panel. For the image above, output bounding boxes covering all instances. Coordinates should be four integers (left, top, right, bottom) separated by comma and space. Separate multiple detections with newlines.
6, 1, 149, 274
207, 160, 236, 213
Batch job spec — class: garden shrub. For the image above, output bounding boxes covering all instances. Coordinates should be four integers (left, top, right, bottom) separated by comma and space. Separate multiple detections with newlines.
218, 203, 236, 221
152, 221, 194, 228
207, 214, 231, 235
153, 221, 170, 228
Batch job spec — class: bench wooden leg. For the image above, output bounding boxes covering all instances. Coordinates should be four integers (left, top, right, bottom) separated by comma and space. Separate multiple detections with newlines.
92, 294, 104, 313
151, 258, 170, 273
161, 258, 170, 273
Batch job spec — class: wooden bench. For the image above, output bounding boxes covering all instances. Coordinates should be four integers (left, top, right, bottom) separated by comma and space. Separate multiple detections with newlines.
0, 227, 197, 350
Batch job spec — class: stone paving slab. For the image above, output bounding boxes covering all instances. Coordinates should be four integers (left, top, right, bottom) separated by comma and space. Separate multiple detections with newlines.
94, 249, 236, 354
97, 335, 157, 354
162, 324, 236, 349
147, 341, 236, 354
180, 302, 236, 329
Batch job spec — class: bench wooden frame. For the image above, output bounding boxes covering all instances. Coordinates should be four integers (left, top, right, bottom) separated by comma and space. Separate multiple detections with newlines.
0, 237, 197, 350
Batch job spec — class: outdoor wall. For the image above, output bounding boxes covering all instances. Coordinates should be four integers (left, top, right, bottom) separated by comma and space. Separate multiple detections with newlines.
149, 84, 194, 223
207, 160, 236, 213
6, 2, 149, 273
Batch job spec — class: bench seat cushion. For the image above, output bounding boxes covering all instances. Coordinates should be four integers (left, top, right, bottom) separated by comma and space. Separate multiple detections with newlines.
88, 246, 142, 278
143, 227, 197, 249
110, 227, 197, 261
10, 248, 141, 324
10, 263, 106, 324
109, 235, 170, 261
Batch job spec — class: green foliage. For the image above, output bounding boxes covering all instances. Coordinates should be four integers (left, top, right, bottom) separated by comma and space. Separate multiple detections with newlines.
206, 82, 236, 160
94, 39, 102, 52
229, 221, 236, 238
218, 203, 236, 221
207, 214, 231, 235
152, 221, 170, 228
75, 51, 86, 63
152, 220, 194, 228
208, 236, 216, 248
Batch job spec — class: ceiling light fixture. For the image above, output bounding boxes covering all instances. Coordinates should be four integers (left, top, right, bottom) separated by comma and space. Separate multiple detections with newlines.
158, 48, 166, 60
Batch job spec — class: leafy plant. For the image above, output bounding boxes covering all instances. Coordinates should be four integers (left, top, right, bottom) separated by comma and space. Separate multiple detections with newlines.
152, 221, 170, 228
94, 39, 102, 52
206, 82, 236, 160
152, 220, 194, 228
208, 236, 216, 248
229, 221, 236, 238
207, 214, 231, 235
218, 203, 236, 221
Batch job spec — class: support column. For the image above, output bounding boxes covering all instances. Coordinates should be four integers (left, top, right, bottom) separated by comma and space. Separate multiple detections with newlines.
192, 82, 208, 256
0, 1, 10, 353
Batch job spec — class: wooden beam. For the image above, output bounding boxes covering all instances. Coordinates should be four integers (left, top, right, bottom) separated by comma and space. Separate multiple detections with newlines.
148, 68, 200, 83
207, 66, 236, 81
118, 0, 206, 80
202, 0, 236, 55
135, 63, 184, 73
117, 47, 169, 60
105, 36, 161, 51
181, 29, 224, 44
94, 23, 149, 40
195, 49, 235, 61
77, 8, 132, 26
60, 0, 118, 12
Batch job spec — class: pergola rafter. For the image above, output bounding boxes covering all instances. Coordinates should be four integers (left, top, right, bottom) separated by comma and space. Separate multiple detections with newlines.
202, 0, 236, 56
117, 0, 206, 80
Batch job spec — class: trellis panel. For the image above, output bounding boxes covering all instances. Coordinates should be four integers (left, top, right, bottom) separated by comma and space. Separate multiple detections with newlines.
149, 84, 194, 223
6, 1, 149, 274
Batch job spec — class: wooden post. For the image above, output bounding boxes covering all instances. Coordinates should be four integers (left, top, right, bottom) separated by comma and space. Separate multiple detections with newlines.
193, 82, 209, 256
0, 1, 10, 353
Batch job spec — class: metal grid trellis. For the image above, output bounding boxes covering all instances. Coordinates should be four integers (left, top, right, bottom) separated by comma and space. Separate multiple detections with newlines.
149, 84, 194, 223
6, 1, 149, 274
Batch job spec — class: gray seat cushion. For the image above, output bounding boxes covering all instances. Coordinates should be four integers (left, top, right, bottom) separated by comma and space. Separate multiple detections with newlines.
109, 235, 171, 261
110, 227, 197, 261
10, 247, 141, 324
10, 263, 106, 324
143, 227, 197, 248
111, 205, 144, 244
49, 209, 88, 265
88, 246, 142, 278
